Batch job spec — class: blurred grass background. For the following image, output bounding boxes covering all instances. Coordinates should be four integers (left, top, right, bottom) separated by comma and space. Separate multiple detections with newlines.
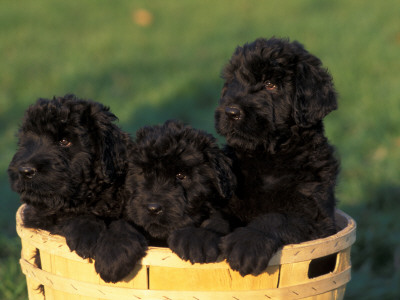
1, 0, 399, 299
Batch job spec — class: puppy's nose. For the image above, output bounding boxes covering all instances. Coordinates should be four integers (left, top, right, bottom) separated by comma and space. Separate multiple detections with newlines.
147, 203, 163, 215
225, 107, 241, 120
18, 166, 37, 179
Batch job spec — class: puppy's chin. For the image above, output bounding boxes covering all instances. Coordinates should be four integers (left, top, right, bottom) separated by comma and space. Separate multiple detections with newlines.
217, 124, 264, 151
145, 223, 171, 240
21, 191, 67, 211
225, 133, 263, 151
215, 110, 265, 151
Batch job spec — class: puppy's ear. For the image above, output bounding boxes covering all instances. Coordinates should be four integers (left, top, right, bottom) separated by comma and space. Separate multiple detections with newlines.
293, 53, 337, 127
207, 149, 237, 200
83, 102, 129, 182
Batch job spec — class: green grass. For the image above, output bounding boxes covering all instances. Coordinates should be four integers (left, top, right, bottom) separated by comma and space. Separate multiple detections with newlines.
1, 1, 399, 299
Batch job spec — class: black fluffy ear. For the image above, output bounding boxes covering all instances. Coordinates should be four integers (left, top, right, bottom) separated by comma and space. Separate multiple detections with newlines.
207, 149, 237, 200
84, 102, 129, 183
293, 55, 337, 127
101, 123, 129, 182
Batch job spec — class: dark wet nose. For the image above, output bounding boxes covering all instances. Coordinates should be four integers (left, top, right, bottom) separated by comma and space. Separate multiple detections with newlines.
147, 203, 163, 215
225, 107, 241, 120
18, 166, 37, 179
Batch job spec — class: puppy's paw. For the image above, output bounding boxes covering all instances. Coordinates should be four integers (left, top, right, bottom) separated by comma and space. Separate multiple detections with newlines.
94, 220, 148, 283
61, 216, 106, 259
168, 227, 221, 264
220, 227, 278, 276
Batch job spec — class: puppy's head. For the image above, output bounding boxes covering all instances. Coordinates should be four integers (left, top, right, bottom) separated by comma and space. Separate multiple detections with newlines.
8, 94, 129, 210
215, 37, 337, 151
126, 120, 235, 240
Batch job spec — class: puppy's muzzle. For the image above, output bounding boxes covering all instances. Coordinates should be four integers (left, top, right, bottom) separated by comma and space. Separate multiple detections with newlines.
147, 203, 163, 215
18, 166, 37, 179
225, 107, 242, 120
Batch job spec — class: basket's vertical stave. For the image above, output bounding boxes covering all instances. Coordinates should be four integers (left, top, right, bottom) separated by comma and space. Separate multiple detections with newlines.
40, 250, 95, 300
20, 238, 45, 300
39, 248, 149, 299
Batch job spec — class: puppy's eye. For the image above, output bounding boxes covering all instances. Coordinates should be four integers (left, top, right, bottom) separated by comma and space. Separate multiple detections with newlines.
59, 138, 72, 147
264, 81, 277, 91
176, 173, 186, 181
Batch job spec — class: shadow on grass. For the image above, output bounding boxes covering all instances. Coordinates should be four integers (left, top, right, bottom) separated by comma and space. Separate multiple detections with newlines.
340, 183, 400, 299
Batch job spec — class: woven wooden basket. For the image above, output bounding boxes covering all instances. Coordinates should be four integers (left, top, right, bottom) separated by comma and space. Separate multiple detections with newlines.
16, 205, 356, 300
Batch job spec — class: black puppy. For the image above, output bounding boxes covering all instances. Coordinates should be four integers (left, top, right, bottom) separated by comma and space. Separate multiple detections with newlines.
215, 37, 339, 276
8, 94, 147, 282
125, 120, 236, 263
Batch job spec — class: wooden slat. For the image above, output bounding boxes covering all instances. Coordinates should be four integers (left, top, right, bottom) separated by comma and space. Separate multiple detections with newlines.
149, 265, 280, 291
20, 239, 45, 300
335, 248, 351, 273
279, 260, 311, 288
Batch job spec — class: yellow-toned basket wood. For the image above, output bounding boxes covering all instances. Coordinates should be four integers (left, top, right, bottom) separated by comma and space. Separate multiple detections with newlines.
16, 205, 356, 300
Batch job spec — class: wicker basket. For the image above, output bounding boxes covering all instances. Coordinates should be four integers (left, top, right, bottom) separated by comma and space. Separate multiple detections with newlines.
16, 204, 356, 300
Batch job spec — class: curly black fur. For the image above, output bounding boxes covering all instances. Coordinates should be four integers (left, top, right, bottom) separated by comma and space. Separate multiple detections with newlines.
125, 120, 237, 263
214, 37, 340, 276
8, 94, 147, 282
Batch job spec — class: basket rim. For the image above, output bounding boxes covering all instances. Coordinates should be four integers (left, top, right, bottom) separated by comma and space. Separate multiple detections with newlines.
16, 204, 356, 268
